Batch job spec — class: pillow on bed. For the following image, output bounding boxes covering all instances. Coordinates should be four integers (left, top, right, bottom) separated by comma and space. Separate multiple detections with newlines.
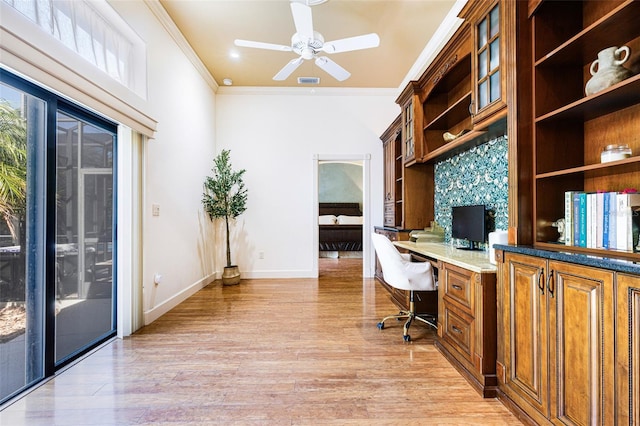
337, 215, 363, 225
319, 215, 338, 225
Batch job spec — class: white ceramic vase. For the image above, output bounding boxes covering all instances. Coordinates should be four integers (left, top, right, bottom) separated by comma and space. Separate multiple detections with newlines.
585, 46, 633, 96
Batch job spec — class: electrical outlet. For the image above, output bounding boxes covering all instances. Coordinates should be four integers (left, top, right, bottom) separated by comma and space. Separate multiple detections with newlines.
259, 252, 264, 259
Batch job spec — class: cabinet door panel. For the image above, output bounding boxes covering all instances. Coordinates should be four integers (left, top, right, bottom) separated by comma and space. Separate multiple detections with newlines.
616, 273, 640, 426
505, 253, 549, 417
549, 261, 614, 426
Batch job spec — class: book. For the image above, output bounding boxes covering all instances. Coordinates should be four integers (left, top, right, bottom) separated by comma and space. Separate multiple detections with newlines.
565, 191, 577, 246
608, 192, 617, 250
573, 192, 581, 246
603, 192, 610, 249
587, 192, 596, 248
596, 192, 604, 248
617, 193, 629, 250
578, 192, 587, 247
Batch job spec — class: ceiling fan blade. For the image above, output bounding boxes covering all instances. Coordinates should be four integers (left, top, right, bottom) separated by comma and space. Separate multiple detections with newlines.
322, 33, 380, 54
290, 2, 314, 41
315, 56, 350, 81
234, 39, 292, 52
273, 57, 304, 81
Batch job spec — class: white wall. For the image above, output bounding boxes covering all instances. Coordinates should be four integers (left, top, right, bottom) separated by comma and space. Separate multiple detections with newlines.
215, 88, 399, 279
109, 1, 218, 324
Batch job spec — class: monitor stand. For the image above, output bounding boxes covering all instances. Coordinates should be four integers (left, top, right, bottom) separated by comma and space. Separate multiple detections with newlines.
456, 240, 483, 251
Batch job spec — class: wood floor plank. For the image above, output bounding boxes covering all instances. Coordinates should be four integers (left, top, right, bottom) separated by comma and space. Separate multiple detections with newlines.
0, 258, 521, 425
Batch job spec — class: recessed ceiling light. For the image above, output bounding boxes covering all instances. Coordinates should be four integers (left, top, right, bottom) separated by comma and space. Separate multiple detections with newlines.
230, 51, 240, 59
223, 78, 233, 86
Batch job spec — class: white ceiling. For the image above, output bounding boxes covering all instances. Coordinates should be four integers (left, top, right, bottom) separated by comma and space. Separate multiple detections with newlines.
158, 0, 459, 89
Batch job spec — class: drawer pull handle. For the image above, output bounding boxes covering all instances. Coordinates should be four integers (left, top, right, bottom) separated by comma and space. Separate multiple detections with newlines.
452, 284, 463, 291
452, 325, 463, 334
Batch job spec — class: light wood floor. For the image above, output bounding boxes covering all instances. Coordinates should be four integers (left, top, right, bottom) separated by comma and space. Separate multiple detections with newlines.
0, 258, 521, 425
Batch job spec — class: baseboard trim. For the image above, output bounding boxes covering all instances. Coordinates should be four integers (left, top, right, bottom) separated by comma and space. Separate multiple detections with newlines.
143, 273, 215, 324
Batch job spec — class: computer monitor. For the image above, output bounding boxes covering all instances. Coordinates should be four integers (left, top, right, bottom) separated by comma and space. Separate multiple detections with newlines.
451, 204, 486, 250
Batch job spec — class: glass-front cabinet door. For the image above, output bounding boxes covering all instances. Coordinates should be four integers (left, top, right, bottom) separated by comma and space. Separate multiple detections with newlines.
467, 0, 506, 125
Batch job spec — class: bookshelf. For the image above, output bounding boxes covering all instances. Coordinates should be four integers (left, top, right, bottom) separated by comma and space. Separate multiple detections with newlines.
531, 0, 640, 261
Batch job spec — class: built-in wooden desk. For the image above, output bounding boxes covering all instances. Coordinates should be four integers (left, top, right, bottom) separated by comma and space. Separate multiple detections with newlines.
394, 241, 498, 398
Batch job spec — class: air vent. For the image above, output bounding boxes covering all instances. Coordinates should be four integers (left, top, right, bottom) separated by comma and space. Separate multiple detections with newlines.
298, 77, 320, 85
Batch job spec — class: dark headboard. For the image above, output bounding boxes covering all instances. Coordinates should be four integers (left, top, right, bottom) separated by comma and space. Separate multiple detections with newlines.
319, 202, 362, 217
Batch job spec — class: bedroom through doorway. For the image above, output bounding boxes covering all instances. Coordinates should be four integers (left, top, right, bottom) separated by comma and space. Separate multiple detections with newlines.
317, 160, 364, 275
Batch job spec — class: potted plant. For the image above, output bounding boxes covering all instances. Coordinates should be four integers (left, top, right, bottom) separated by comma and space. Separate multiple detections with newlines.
202, 149, 248, 285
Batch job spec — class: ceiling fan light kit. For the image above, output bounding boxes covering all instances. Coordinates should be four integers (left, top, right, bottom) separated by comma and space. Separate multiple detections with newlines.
233, 2, 379, 82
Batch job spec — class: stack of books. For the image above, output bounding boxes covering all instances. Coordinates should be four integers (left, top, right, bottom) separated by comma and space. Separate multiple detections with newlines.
564, 191, 640, 251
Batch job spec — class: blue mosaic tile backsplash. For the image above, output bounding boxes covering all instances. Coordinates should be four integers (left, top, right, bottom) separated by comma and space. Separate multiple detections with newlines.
434, 135, 509, 246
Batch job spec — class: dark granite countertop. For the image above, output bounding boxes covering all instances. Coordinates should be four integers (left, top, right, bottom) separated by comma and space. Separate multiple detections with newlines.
494, 244, 640, 275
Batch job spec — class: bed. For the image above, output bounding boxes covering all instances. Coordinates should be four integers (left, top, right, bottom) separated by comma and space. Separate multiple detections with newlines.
318, 202, 363, 251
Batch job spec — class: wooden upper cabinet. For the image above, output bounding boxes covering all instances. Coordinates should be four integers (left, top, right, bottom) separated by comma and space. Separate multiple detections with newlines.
418, 23, 474, 163
461, 0, 508, 127
380, 115, 402, 228
396, 82, 423, 165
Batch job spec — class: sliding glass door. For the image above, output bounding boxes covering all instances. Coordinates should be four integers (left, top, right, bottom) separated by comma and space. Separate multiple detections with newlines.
0, 71, 117, 404
55, 112, 115, 364
0, 81, 46, 404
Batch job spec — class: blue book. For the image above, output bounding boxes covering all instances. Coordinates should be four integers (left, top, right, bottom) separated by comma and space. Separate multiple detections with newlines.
603, 192, 610, 249
573, 192, 581, 246
579, 192, 587, 247
608, 191, 617, 250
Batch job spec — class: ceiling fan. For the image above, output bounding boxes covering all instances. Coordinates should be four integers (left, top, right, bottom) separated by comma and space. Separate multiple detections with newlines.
234, 2, 380, 82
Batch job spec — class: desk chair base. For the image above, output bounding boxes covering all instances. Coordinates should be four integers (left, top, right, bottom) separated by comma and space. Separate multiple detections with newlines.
377, 291, 437, 342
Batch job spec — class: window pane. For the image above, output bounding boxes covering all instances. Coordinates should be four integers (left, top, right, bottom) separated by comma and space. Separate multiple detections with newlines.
490, 5, 500, 38
479, 80, 488, 108
55, 112, 115, 364
490, 40, 500, 71
0, 83, 46, 404
478, 18, 488, 48
479, 49, 488, 79
490, 71, 501, 102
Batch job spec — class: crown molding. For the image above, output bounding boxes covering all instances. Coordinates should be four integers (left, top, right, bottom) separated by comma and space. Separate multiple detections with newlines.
143, 0, 219, 92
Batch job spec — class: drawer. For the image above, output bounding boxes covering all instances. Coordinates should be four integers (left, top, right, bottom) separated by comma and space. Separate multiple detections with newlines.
442, 263, 473, 311
442, 304, 474, 363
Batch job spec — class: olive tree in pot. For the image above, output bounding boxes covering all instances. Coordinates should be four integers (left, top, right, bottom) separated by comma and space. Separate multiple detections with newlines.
202, 149, 248, 285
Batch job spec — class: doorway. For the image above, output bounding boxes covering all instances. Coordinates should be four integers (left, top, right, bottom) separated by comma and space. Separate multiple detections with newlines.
313, 154, 371, 278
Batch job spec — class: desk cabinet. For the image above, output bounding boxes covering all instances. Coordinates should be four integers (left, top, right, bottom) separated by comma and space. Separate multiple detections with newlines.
435, 260, 497, 397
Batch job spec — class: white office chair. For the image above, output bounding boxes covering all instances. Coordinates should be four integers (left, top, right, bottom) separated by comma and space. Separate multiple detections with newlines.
371, 232, 437, 342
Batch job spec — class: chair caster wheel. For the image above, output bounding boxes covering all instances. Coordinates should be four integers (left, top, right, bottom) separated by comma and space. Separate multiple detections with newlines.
377, 322, 384, 330
403, 335, 411, 342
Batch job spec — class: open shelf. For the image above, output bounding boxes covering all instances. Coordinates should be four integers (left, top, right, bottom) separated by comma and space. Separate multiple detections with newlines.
535, 73, 640, 123
424, 92, 472, 131
535, 155, 640, 179
534, 0, 640, 67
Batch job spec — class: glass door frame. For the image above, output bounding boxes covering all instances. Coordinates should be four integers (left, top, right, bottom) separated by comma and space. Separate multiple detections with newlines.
0, 69, 118, 403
